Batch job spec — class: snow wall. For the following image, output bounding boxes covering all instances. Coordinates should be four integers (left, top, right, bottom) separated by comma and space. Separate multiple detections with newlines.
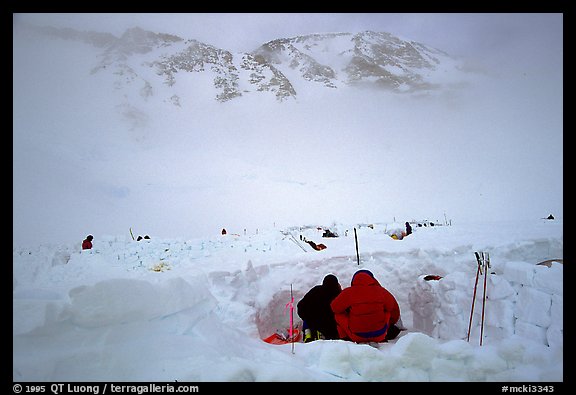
409, 260, 563, 348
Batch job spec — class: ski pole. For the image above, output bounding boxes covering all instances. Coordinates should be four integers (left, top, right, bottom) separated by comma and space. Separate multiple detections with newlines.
467, 252, 483, 342
479, 252, 490, 346
354, 228, 360, 265
285, 284, 295, 354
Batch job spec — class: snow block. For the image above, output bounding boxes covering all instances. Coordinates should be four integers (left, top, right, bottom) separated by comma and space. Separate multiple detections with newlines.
515, 320, 548, 345
438, 290, 465, 316
438, 272, 466, 292
488, 275, 515, 300
484, 324, 514, 341
409, 275, 441, 335
533, 263, 563, 296
412, 308, 438, 336
484, 299, 515, 330
546, 324, 563, 348
550, 294, 563, 324
514, 286, 551, 328
436, 314, 468, 340
69, 276, 217, 328
502, 261, 535, 286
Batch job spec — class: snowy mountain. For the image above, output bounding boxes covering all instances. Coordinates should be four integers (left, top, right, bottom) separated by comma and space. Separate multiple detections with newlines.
26, 25, 468, 106
13, 20, 563, 249
253, 31, 463, 92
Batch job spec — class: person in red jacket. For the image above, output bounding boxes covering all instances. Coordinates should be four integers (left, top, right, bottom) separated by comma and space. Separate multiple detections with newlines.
331, 269, 401, 343
82, 235, 93, 250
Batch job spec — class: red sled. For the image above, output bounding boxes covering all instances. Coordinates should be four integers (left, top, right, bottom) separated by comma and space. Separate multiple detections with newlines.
262, 328, 302, 345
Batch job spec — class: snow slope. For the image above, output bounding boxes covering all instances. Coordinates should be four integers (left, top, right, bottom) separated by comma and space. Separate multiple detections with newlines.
13, 218, 563, 382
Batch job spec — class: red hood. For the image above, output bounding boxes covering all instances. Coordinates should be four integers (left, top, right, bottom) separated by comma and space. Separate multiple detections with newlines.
351, 271, 380, 287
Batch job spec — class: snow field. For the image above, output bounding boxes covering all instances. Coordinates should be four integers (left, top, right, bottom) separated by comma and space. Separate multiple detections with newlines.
13, 219, 563, 381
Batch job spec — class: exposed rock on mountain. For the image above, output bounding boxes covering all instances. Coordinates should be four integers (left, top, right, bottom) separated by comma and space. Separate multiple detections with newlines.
149, 39, 295, 102
23, 25, 468, 105
253, 31, 461, 93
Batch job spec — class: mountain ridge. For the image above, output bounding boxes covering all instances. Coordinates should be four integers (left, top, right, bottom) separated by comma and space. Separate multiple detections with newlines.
23, 24, 470, 106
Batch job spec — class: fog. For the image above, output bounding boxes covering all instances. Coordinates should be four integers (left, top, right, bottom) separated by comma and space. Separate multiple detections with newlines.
12, 14, 563, 247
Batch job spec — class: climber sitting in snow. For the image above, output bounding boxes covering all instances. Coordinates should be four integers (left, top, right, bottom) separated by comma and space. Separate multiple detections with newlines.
297, 274, 342, 342
331, 269, 402, 343
302, 236, 327, 251
388, 222, 409, 240
322, 229, 338, 238
405, 222, 412, 236
82, 235, 93, 250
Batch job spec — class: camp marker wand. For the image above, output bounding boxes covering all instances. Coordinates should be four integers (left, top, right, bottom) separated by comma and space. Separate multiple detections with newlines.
285, 284, 295, 354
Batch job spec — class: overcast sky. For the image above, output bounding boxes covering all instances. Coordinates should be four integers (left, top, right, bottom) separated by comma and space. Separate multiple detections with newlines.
14, 13, 563, 71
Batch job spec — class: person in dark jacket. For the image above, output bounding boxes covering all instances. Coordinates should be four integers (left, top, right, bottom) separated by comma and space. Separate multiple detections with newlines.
331, 269, 401, 343
297, 274, 342, 342
82, 235, 93, 250
405, 222, 412, 236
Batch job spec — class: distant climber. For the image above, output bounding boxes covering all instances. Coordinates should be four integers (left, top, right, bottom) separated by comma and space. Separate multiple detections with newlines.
322, 229, 338, 238
221, 228, 227, 235
405, 222, 412, 236
303, 237, 327, 251
82, 235, 93, 250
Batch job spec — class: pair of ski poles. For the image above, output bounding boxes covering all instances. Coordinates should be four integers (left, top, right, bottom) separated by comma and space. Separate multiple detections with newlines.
467, 251, 490, 346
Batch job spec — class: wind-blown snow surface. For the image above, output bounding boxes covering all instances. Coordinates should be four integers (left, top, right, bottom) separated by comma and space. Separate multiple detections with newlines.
13, 219, 563, 382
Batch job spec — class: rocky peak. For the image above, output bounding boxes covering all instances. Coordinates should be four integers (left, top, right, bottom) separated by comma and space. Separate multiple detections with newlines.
254, 30, 462, 93
23, 24, 468, 106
